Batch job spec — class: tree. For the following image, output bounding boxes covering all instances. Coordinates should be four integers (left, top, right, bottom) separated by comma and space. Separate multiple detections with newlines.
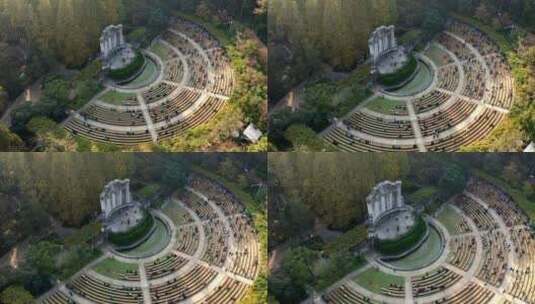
281, 246, 316, 287
0, 286, 34, 304
438, 163, 467, 198
27, 241, 60, 275
162, 159, 188, 191
218, 158, 240, 180
503, 161, 523, 186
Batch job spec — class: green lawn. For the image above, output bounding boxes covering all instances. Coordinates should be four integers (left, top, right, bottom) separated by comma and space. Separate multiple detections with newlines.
122, 219, 170, 257
391, 61, 433, 96
387, 226, 443, 271
437, 205, 466, 235
93, 257, 138, 279
99, 90, 137, 105
365, 97, 407, 115
408, 186, 439, 205
353, 267, 405, 293
137, 184, 160, 199
150, 42, 172, 61
424, 44, 450, 67
127, 58, 159, 87
162, 202, 192, 225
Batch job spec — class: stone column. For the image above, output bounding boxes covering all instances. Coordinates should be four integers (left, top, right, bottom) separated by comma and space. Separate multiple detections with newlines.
397, 184, 402, 207
391, 27, 397, 48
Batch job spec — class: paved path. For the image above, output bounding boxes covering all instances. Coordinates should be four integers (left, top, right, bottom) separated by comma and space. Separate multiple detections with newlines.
137, 92, 158, 142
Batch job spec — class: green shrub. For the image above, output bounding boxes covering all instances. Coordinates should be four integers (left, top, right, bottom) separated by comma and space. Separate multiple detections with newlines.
108, 53, 145, 81
378, 55, 418, 87
376, 216, 427, 255
108, 212, 154, 247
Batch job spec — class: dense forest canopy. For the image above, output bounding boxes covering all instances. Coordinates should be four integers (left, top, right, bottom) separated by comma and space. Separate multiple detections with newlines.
0, 153, 134, 227
268, 0, 535, 102
0, 0, 266, 98
268, 153, 535, 248
268, 153, 409, 233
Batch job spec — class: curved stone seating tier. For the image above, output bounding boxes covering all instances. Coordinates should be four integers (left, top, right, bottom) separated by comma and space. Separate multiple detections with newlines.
83, 105, 146, 127
448, 22, 499, 56
437, 33, 475, 62
413, 90, 452, 113
189, 176, 246, 216
438, 65, 460, 92
229, 215, 259, 280
345, 112, 415, 139
448, 236, 476, 271
323, 284, 380, 304
157, 97, 226, 141
466, 178, 528, 227
68, 274, 142, 304
180, 191, 218, 220
43, 290, 71, 304
145, 254, 188, 280
324, 127, 419, 152
425, 109, 505, 152
186, 56, 209, 90
163, 32, 199, 58
418, 99, 476, 137
412, 267, 462, 297
175, 225, 200, 256
453, 195, 497, 231
423, 283, 494, 304
212, 65, 234, 96
202, 220, 229, 267
380, 285, 405, 298
142, 82, 177, 104
486, 54, 514, 109
149, 265, 217, 304
149, 89, 202, 124
477, 231, 508, 287
454, 219, 472, 235
65, 119, 153, 146
171, 18, 221, 50
201, 278, 249, 304
461, 58, 486, 100
508, 228, 535, 302
165, 59, 184, 83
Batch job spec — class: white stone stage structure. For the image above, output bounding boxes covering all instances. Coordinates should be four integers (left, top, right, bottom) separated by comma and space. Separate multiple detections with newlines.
368, 25, 409, 75
100, 24, 126, 61
100, 179, 133, 219
366, 180, 404, 225
366, 180, 417, 242
369, 25, 397, 65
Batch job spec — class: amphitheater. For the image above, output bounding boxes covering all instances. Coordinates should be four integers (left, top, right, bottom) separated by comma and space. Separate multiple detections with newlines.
320, 177, 535, 304
323, 20, 515, 152
40, 174, 260, 304
65, 17, 234, 146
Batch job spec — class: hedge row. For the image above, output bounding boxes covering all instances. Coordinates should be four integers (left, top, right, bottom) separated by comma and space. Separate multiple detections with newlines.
378, 55, 418, 87
108, 212, 154, 247
376, 216, 427, 255
108, 52, 145, 81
